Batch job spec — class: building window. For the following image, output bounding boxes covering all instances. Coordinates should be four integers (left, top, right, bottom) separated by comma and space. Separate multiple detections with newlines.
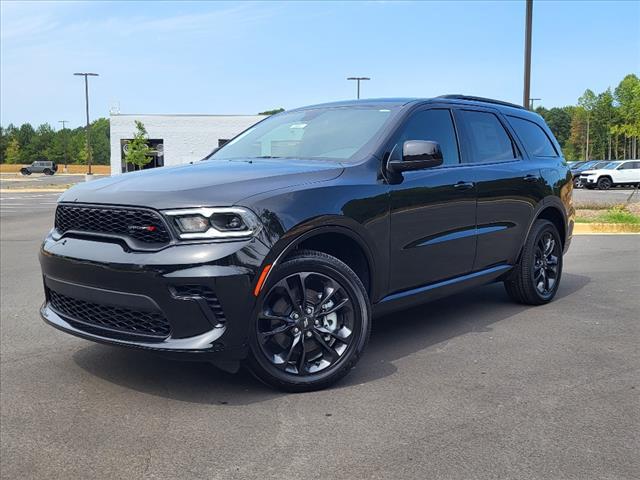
121, 139, 164, 172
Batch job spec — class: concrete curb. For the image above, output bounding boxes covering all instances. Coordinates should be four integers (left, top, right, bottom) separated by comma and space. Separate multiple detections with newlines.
0, 188, 67, 193
574, 223, 640, 234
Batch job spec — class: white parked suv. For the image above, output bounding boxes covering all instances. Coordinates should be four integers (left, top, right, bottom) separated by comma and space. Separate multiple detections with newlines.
580, 160, 640, 190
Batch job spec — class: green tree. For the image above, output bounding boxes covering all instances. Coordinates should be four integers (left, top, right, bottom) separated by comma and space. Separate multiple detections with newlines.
89, 118, 111, 165
0, 127, 7, 163
592, 89, 615, 160
613, 74, 640, 159
31, 123, 56, 161
578, 89, 597, 160
5, 137, 21, 164
16, 123, 36, 163
125, 121, 152, 170
69, 131, 87, 164
45, 132, 68, 165
569, 107, 588, 160
258, 108, 285, 115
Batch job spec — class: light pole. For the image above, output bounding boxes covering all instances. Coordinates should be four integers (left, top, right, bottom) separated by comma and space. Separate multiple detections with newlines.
58, 120, 69, 172
523, 0, 533, 109
347, 77, 370, 99
74, 72, 99, 175
529, 98, 541, 110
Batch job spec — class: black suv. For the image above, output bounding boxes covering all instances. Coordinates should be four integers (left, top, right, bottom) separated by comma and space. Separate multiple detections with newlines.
39, 96, 574, 391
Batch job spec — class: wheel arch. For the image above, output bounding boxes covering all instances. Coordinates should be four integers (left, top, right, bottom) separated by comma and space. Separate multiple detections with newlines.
597, 175, 613, 184
536, 206, 567, 248
258, 223, 379, 302
516, 201, 568, 264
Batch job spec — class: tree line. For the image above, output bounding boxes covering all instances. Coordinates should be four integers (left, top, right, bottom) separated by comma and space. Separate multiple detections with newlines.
0, 74, 637, 165
535, 73, 639, 160
0, 118, 110, 165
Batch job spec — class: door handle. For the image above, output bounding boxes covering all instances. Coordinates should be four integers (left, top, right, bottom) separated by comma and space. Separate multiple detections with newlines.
454, 181, 475, 190
524, 174, 538, 182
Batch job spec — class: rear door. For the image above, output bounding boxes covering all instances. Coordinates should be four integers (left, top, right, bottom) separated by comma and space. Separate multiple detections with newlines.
388, 107, 477, 293
454, 108, 545, 271
615, 161, 640, 183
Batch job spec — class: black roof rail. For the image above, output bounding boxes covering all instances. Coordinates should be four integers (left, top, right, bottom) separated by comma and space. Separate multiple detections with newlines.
437, 95, 526, 110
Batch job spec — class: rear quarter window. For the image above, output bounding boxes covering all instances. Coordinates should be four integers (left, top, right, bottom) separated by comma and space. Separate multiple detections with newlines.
508, 116, 558, 157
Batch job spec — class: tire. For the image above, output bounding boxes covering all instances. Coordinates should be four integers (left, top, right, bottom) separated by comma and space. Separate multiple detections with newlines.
247, 249, 371, 392
43, 169, 53, 176
20, 169, 31, 176
504, 219, 563, 305
572, 177, 582, 189
597, 177, 612, 190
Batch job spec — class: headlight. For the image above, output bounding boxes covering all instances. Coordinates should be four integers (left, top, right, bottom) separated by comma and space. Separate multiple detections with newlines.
163, 207, 261, 240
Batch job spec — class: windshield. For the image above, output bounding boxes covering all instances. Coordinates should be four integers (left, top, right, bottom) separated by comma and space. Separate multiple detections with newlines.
578, 161, 597, 170
208, 107, 395, 161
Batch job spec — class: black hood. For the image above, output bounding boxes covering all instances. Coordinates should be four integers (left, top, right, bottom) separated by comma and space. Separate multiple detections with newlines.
58, 159, 344, 210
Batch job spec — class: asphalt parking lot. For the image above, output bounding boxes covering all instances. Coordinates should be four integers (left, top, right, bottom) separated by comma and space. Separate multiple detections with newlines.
1, 191, 639, 480
573, 187, 638, 207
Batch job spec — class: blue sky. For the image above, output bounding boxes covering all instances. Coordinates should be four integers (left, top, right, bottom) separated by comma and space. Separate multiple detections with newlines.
1, 0, 638, 128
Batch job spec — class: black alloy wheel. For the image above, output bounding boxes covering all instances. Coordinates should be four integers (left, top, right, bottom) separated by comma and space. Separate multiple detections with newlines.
504, 219, 563, 305
248, 250, 370, 392
532, 232, 560, 298
597, 177, 612, 190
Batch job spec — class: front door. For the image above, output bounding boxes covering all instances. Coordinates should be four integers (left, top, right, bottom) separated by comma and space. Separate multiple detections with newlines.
388, 108, 477, 294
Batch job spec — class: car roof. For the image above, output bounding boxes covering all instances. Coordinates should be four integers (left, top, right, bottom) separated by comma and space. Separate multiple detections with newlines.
292, 95, 541, 120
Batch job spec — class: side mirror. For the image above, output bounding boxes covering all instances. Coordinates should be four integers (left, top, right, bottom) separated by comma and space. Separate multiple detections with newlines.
388, 140, 444, 173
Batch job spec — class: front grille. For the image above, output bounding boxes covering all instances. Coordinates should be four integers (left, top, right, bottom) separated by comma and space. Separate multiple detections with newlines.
171, 285, 226, 324
48, 289, 170, 338
55, 205, 171, 244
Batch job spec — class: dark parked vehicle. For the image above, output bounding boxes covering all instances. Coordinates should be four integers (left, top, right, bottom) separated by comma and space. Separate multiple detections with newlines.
39, 96, 574, 391
569, 161, 586, 171
20, 161, 58, 176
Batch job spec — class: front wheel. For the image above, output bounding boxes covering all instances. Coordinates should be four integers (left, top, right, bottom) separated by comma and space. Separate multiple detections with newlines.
247, 250, 371, 392
20, 168, 31, 176
504, 219, 563, 305
597, 177, 612, 190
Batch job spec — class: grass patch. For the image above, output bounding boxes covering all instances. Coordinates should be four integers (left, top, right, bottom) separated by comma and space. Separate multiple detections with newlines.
576, 205, 640, 224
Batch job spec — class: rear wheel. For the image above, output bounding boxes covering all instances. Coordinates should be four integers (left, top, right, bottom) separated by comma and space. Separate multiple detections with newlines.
43, 168, 54, 176
247, 250, 371, 392
597, 177, 612, 190
504, 219, 563, 305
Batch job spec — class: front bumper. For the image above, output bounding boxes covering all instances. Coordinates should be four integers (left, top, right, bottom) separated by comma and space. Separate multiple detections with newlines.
39, 233, 270, 361
580, 176, 596, 185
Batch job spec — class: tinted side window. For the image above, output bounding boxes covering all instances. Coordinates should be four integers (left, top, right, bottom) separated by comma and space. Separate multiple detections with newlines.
619, 162, 638, 170
458, 110, 518, 163
396, 109, 459, 166
508, 116, 557, 157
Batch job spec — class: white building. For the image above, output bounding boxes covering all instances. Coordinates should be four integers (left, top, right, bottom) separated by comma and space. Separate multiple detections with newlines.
109, 113, 265, 175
